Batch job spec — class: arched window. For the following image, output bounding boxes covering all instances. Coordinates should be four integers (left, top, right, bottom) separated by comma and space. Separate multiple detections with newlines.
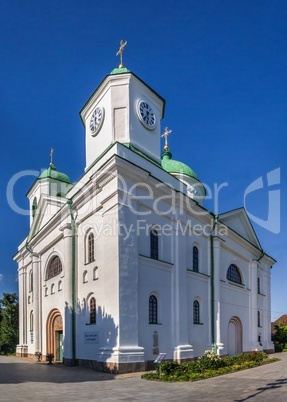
30, 311, 34, 332
150, 229, 159, 260
46, 256, 62, 280
90, 297, 96, 324
257, 277, 260, 294
32, 197, 37, 218
51, 284, 55, 294
193, 246, 199, 272
258, 311, 261, 327
149, 295, 158, 324
93, 266, 98, 280
193, 300, 200, 324
83, 270, 88, 283
45, 287, 48, 297
29, 270, 33, 292
227, 264, 242, 285
88, 233, 95, 263
58, 281, 62, 291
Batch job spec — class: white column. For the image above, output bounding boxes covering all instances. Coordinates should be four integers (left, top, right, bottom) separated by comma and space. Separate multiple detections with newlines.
250, 260, 259, 350
98, 205, 145, 369
263, 266, 274, 351
32, 255, 41, 353
61, 223, 73, 360
172, 219, 193, 362
213, 237, 224, 353
17, 261, 28, 356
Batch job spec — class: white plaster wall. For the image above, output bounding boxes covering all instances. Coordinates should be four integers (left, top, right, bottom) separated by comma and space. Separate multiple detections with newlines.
138, 259, 173, 361
187, 271, 210, 357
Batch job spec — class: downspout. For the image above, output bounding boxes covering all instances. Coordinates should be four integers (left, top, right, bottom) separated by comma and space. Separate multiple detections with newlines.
210, 214, 219, 353
67, 199, 77, 365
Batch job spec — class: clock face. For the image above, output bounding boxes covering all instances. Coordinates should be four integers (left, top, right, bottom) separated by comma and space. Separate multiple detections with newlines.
137, 100, 156, 130
90, 107, 104, 136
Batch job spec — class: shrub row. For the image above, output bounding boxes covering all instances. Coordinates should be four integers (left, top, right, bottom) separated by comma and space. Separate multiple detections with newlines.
142, 351, 279, 382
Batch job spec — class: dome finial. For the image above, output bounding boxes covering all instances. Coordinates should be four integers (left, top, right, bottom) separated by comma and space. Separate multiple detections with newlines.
49, 147, 56, 169
116, 40, 127, 68
161, 127, 172, 152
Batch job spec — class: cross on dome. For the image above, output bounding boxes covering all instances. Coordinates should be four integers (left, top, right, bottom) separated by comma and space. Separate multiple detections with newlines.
161, 127, 172, 151
49, 147, 55, 168
116, 40, 127, 68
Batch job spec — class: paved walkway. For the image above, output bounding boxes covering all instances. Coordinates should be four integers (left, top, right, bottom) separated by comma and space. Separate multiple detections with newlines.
0, 353, 287, 401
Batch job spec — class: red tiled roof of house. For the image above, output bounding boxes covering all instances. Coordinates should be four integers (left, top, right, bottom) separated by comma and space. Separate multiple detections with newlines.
271, 314, 287, 334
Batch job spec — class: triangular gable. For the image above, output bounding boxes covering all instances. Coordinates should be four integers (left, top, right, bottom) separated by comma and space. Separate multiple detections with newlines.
219, 207, 261, 249
27, 194, 67, 242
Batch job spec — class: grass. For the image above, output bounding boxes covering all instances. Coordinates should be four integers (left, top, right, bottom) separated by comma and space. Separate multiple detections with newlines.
142, 351, 280, 382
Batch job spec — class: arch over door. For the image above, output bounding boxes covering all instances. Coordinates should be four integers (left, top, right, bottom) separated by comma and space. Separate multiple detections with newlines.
228, 316, 242, 355
46, 309, 63, 361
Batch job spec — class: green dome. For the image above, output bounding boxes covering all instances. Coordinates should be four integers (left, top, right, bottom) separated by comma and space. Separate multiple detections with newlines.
39, 164, 71, 184
161, 151, 199, 180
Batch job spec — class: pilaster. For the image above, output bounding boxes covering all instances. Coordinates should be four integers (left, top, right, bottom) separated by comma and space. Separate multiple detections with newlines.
172, 219, 193, 362
32, 254, 41, 352
61, 223, 73, 360
250, 260, 260, 350
211, 236, 224, 353
16, 260, 28, 356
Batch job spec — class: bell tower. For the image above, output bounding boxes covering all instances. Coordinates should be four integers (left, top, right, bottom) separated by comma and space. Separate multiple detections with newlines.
80, 41, 165, 171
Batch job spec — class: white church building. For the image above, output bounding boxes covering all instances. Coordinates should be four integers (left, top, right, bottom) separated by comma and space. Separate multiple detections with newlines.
14, 49, 275, 373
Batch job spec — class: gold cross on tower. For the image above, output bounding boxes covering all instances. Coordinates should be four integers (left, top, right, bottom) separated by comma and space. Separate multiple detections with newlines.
49, 147, 55, 167
161, 127, 172, 151
116, 40, 127, 68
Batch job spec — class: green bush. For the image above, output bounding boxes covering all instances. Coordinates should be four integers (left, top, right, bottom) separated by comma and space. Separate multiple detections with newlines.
142, 351, 278, 382
274, 342, 284, 352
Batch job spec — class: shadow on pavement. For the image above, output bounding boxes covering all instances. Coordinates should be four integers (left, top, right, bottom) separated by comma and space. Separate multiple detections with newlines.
234, 378, 287, 401
0, 358, 117, 384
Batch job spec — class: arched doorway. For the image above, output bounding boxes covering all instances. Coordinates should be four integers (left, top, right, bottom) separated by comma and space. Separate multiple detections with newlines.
46, 309, 63, 362
228, 316, 242, 355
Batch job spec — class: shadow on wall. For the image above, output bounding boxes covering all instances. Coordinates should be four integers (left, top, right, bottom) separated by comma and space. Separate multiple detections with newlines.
63, 300, 118, 367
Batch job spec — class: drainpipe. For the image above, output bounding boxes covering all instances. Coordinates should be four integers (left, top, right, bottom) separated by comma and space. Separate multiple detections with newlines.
67, 199, 77, 365
210, 214, 219, 354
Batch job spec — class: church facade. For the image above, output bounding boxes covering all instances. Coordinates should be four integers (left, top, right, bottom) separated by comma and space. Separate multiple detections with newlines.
14, 59, 275, 373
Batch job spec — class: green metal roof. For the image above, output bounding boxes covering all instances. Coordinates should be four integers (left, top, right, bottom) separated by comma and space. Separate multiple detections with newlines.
39, 164, 72, 184
110, 67, 131, 75
161, 150, 199, 180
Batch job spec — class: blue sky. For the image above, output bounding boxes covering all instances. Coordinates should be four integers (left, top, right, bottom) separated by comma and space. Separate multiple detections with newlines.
0, 0, 286, 321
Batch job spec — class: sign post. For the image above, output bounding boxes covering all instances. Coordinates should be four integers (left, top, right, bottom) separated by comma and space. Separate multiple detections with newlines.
154, 353, 166, 377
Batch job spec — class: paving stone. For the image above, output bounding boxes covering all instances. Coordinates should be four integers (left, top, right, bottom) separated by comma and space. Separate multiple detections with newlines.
1, 353, 287, 401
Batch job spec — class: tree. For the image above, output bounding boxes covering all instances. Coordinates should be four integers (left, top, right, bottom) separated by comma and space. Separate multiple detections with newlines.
274, 322, 287, 352
0, 293, 19, 354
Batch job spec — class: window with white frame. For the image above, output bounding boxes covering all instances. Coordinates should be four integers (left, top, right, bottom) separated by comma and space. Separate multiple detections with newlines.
83, 270, 88, 283
193, 300, 200, 324
88, 232, 95, 263
149, 295, 158, 324
93, 266, 98, 280
30, 310, 34, 332
29, 270, 33, 292
150, 229, 159, 260
90, 297, 96, 324
46, 256, 62, 280
193, 246, 199, 272
227, 264, 242, 285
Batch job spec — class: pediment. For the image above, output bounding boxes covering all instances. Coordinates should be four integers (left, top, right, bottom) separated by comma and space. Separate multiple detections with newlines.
27, 194, 66, 242
219, 208, 261, 249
